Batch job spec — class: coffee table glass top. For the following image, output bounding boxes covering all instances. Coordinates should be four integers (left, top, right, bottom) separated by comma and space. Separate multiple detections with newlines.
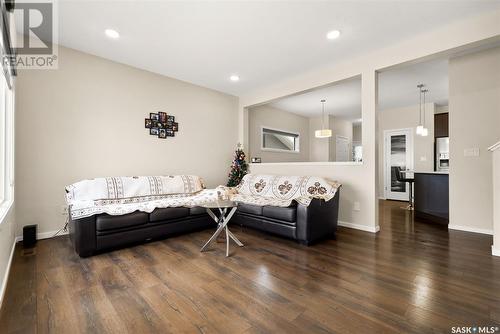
201, 200, 237, 209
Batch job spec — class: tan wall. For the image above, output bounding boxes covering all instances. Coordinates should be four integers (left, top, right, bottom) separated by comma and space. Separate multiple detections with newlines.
449, 46, 500, 233
248, 105, 309, 163
377, 103, 435, 197
329, 117, 353, 162
309, 116, 329, 162
15, 46, 239, 235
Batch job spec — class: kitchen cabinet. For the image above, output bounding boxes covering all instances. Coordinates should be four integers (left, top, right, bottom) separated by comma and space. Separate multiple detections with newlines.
434, 113, 449, 138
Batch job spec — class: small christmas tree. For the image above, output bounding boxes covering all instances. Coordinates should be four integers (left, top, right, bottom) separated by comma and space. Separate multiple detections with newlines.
227, 143, 248, 187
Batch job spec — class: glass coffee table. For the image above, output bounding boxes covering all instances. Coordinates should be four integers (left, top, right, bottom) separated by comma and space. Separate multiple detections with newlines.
200, 200, 244, 257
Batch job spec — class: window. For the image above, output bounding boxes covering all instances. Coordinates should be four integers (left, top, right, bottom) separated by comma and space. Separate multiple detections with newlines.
262, 127, 300, 153
0, 67, 14, 222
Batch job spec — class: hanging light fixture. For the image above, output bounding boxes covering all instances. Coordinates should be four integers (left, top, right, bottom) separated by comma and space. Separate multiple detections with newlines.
315, 99, 332, 138
416, 84, 424, 135
421, 88, 429, 137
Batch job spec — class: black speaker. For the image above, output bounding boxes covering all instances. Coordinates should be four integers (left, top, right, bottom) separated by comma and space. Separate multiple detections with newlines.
23, 224, 37, 248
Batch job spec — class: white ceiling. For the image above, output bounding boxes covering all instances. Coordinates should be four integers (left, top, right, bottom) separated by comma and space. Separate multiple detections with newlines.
378, 58, 449, 111
263, 57, 449, 119
19, 0, 500, 96
267, 77, 362, 120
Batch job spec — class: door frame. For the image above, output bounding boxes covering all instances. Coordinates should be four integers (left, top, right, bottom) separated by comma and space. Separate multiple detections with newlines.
383, 128, 414, 200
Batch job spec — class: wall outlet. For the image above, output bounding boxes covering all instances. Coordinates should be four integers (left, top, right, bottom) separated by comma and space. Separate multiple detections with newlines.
353, 202, 361, 211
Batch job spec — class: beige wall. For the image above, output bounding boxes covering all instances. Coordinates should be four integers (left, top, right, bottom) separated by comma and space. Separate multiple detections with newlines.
377, 103, 435, 197
248, 105, 309, 163
449, 46, 500, 233
309, 116, 329, 162
15, 46, 238, 235
329, 117, 353, 162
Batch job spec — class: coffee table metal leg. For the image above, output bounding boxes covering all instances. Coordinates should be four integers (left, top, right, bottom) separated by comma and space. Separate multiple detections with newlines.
200, 223, 226, 252
225, 226, 229, 257
228, 230, 244, 247
201, 207, 240, 255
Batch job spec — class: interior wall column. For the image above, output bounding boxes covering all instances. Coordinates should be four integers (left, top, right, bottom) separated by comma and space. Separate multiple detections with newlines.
362, 69, 379, 231
491, 142, 500, 256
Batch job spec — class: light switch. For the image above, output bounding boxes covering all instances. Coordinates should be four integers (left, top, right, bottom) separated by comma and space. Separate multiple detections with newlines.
420, 156, 427, 162
464, 148, 480, 157
464, 148, 474, 157
353, 202, 361, 211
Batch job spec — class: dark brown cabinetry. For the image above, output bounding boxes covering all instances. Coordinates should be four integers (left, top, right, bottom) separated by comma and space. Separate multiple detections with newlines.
434, 113, 449, 138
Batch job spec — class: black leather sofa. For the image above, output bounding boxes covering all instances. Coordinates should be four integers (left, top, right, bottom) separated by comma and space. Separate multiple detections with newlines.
232, 190, 340, 245
69, 206, 212, 257
69, 190, 340, 257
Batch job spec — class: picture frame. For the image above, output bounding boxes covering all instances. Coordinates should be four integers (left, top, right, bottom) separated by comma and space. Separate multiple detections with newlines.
158, 112, 167, 123
145, 112, 179, 139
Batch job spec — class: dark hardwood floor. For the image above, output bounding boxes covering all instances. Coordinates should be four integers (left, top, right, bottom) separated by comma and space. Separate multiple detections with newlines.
2, 200, 500, 333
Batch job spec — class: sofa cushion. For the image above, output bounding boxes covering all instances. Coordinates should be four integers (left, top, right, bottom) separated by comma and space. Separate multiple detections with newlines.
189, 206, 206, 216
237, 203, 263, 216
150, 207, 189, 222
96, 211, 148, 231
262, 206, 296, 222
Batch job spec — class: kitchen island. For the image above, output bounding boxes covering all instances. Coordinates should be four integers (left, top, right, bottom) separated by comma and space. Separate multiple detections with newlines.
413, 171, 449, 224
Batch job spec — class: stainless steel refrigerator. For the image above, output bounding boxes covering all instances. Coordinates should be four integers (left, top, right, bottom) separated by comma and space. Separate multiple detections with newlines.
436, 137, 449, 172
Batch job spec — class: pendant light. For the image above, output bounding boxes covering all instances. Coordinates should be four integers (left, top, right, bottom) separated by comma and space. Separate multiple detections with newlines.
416, 84, 424, 135
315, 99, 332, 138
421, 88, 429, 137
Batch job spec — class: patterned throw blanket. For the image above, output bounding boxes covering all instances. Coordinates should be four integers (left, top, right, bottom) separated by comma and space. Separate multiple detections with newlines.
66, 175, 222, 219
230, 174, 341, 207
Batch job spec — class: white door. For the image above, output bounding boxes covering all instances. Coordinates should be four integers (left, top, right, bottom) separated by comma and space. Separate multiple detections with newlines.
384, 129, 413, 201
336, 135, 350, 162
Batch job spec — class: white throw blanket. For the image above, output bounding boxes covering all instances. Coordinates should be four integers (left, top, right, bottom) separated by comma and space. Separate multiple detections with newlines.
230, 174, 341, 207
66, 175, 216, 219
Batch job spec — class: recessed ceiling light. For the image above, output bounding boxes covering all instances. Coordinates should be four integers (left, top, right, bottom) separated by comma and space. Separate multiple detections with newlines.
326, 30, 341, 40
105, 29, 120, 39
230, 75, 240, 82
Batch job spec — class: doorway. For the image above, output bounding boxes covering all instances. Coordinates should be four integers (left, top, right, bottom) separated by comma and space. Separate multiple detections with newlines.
384, 128, 414, 201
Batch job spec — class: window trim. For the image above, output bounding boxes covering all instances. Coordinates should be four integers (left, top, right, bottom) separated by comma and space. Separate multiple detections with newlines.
261, 126, 300, 153
0, 74, 14, 225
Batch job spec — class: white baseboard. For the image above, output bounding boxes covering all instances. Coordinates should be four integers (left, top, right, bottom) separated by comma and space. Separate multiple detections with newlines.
492, 246, 500, 257
338, 221, 380, 233
448, 224, 493, 235
378, 197, 386, 200
16, 229, 68, 242
0, 236, 18, 311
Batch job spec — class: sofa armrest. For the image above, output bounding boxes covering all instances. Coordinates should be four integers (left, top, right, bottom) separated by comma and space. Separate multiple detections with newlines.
296, 190, 340, 245
68, 207, 97, 257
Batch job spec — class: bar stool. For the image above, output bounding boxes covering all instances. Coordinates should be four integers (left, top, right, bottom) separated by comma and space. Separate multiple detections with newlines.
395, 166, 414, 210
